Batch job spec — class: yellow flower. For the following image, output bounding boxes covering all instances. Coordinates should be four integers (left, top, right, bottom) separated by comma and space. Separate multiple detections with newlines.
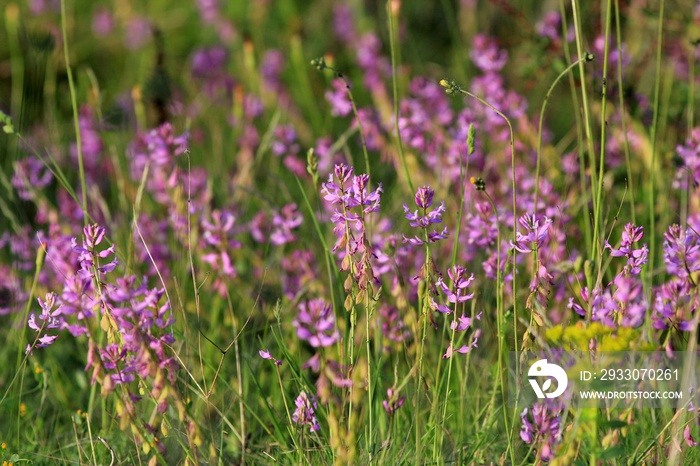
19, 403, 26, 417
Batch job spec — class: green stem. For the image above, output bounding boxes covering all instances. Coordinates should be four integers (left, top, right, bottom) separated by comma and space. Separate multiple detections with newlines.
571, 0, 599, 259
647, 0, 665, 293
415, 229, 431, 465
560, 0, 592, 254
387, 0, 414, 194
534, 56, 591, 217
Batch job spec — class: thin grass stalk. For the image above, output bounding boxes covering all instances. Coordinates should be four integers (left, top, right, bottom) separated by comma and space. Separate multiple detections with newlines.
571, 0, 600, 259
387, 0, 414, 194
60, 0, 88, 226
534, 55, 591, 217
560, 0, 593, 255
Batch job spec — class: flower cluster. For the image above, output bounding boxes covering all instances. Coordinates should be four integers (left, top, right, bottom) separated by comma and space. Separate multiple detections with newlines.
570, 223, 648, 328
200, 209, 242, 296
293, 391, 320, 432
26, 223, 187, 449
653, 219, 700, 331
604, 223, 648, 275
673, 127, 700, 190
382, 387, 406, 416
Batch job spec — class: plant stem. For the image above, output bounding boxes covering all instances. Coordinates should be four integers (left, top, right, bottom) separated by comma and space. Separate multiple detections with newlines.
387, 0, 414, 194
60, 0, 89, 226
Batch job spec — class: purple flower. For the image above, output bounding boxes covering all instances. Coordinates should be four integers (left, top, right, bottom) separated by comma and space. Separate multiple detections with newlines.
0, 266, 25, 315
92, 8, 114, 36
402, 186, 448, 246
685, 425, 699, 447
663, 224, 700, 281
293, 392, 320, 432
378, 305, 410, 351
200, 209, 241, 295
571, 274, 647, 328
382, 387, 406, 416
536, 12, 561, 41
604, 223, 648, 275
470, 34, 508, 73
652, 278, 699, 331
322, 164, 383, 275
674, 128, 700, 189
333, 4, 357, 45
270, 204, 303, 246
71, 224, 119, 281
520, 403, 563, 461
325, 79, 353, 117
271, 125, 299, 157
356, 33, 391, 90
293, 299, 340, 348
259, 349, 282, 366
27, 292, 63, 352
261, 50, 285, 92
124, 17, 151, 50
442, 338, 479, 359
511, 214, 552, 254
11, 156, 53, 201
434, 266, 475, 311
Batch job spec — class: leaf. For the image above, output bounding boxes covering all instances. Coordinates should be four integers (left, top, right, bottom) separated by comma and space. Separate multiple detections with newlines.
542, 379, 552, 392
600, 419, 628, 429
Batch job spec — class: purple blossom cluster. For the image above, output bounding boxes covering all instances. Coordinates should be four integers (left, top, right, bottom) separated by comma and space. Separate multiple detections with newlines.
402, 186, 448, 246
293, 391, 320, 432
27, 225, 180, 431
200, 209, 242, 296
293, 298, 340, 348
653, 216, 700, 331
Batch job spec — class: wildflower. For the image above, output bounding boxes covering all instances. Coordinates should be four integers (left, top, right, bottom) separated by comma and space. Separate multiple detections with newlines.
11, 156, 53, 201
674, 128, 700, 189
652, 278, 699, 331
325, 78, 353, 117
604, 223, 648, 275
536, 12, 561, 41
293, 299, 340, 348
200, 209, 241, 295
259, 349, 282, 366
662, 224, 700, 282
520, 403, 563, 461
402, 186, 449, 246
378, 305, 410, 351
511, 214, 552, 254
293, 392, 320, 432
27, 292, 63, 352
436, 266, 475, 306
382, 387, 406, 416
322, 164, 382, 291
270, 204, 303, 246
685, 425, 699, 447
470, 34, 508, 73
